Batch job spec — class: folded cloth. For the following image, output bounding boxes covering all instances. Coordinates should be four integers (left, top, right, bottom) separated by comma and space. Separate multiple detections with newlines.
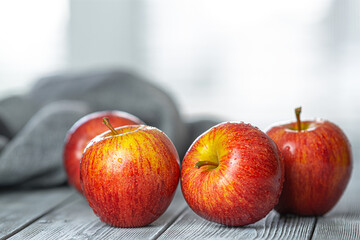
0, 70, 219, 188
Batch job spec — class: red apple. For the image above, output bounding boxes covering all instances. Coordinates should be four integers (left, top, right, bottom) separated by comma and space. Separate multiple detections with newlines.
64, 111, 143, 193
266, 107, 352, 216
181, 122, 284, 226
80, 118, 180, 227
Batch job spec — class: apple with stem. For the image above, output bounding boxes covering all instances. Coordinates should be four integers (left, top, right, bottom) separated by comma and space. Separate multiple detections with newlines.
80, 118, 180, 227
64, 111, 143, 193
266, 107, 352, 215
181, 122, 284, 226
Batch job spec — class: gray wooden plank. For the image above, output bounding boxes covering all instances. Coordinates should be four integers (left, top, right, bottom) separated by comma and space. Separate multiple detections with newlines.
312, 169, 360, 240
0, 187, 75, 239
9, 186, 187, 240
157, 207, 316, 240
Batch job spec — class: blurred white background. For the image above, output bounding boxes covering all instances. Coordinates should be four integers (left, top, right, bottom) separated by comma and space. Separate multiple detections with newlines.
0, 0, 359, 138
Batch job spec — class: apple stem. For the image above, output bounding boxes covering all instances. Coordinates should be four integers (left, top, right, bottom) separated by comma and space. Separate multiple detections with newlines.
195, 161, 219, 169
295, 107, 302, 132
103, 117, 118, 135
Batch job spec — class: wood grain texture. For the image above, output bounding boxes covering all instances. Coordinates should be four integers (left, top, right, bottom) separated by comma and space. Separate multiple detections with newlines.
9, 186, 187, 240
0, 187, 74, 240
157, 208, 316, 240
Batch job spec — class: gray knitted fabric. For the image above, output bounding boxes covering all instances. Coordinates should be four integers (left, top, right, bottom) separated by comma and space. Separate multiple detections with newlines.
0, 70, 219, 188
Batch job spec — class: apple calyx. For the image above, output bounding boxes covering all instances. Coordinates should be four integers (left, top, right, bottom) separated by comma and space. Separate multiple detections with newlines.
295, 107, 302, 132
103, 117, 119, 135
195, 161, 219, 169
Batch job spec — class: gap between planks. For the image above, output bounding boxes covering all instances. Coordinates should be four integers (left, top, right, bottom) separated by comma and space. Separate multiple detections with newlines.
1, 192, 77, 240
309, 217, 318, 240
151, 207, 188, 240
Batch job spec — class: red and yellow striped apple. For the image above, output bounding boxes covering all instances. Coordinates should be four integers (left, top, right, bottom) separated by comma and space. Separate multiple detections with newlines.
80, 119, 180, 227
64, 111, 143, 193
266, 107, 352, 215
181, 122, 284, 226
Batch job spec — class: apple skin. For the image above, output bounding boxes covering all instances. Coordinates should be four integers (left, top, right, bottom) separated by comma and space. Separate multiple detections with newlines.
181, 122, 284, 226
80, 125, 180, 227
63, 111, 143, 193
266, 119, 352, 216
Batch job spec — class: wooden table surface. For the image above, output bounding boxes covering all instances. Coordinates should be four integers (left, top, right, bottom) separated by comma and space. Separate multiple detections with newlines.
1, 152, 359, 239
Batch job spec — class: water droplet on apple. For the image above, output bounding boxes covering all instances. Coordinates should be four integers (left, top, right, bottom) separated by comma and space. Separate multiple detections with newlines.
117, 158, 123, 163
283, 143, 295, 155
